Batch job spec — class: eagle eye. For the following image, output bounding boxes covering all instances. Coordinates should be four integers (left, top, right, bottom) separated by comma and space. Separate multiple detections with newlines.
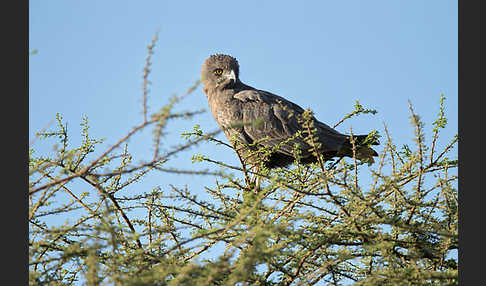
214, 68, 223, 76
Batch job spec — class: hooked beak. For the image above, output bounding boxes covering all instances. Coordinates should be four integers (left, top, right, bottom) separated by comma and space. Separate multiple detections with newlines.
224, 69, 236, 84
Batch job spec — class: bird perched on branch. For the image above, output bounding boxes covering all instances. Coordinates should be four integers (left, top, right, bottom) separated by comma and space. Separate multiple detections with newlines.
201, 54, 378, 168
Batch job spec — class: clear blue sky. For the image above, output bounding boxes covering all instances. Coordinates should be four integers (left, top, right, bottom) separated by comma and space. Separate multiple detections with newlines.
30, 0, 458, 189
29, 0, 457, 277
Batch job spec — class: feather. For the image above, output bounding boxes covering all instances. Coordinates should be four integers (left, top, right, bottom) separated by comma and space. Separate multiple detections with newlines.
201, 54, 378, 168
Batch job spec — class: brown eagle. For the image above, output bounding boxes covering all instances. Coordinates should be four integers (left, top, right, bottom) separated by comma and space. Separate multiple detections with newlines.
201, 54, 378, 168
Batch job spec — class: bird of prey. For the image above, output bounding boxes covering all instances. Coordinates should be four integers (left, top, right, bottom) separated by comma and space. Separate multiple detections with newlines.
201, 54, 378, 168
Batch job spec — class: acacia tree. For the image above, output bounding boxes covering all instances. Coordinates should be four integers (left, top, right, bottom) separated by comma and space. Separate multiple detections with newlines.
29, 37, 458, 286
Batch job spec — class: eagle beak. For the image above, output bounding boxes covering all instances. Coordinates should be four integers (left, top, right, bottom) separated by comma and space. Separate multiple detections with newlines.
225, 70, 236, 83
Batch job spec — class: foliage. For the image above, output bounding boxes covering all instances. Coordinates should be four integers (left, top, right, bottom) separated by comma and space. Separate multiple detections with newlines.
29, 39, 457, 285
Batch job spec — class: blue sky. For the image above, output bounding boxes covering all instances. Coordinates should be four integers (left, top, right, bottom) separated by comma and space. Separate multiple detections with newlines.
29, 0, 457, 281
30, 0, 458, 192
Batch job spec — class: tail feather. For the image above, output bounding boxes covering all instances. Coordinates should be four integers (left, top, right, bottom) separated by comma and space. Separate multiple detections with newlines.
338, 134, 379, 164
352, 134, 380, 146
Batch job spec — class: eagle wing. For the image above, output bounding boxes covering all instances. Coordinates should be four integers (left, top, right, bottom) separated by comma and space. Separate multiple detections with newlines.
232, 89, 346, 157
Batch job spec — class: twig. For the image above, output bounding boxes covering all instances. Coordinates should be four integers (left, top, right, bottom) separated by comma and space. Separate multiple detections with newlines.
142, 30, 159, 124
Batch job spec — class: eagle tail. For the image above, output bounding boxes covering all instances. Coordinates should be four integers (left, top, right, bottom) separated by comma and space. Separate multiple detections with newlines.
338, 134, 379, 164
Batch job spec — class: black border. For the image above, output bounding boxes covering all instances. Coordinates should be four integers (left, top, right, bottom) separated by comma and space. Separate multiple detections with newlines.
458, 0, 482, 285
2, 0, 28, 283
